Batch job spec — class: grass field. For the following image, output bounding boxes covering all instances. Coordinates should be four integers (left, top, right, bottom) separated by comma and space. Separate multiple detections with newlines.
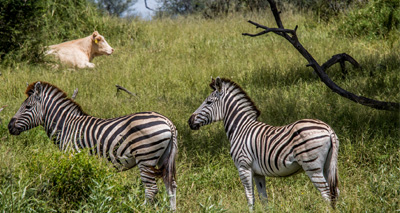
0, 11, 399, 212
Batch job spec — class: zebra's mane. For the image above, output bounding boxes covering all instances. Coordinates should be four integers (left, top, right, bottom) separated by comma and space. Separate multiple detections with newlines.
25, 81, 87, 115
210, 78, 261, 119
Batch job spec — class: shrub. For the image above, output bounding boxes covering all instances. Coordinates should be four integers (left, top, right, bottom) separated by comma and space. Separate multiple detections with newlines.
338, 0, 400, 39
0, 0, 46, 63
27, 149, 115, 210
42, 0, 105, 42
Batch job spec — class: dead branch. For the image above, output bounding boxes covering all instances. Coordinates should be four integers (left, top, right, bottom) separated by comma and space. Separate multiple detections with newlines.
321, 53, 361, 77
322, 53, 360, 71
144, 0, 155, 11
242, 0, 399, 111
71, 88, 78, 100
116, 85, 136, 97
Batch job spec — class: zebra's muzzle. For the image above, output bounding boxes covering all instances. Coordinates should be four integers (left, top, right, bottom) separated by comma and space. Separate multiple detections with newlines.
188, 114, 200, 130
8, 118, 21, 135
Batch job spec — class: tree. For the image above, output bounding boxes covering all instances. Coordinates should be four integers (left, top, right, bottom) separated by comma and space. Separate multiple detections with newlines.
93, 0, 137, 17
155, 0, 358, 18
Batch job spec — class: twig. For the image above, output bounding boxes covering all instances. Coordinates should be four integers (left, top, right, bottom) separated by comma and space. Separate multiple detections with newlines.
0, 105, 6, 113
116, 85, 136, 97
71, 88, 78, 100
0, 106, 6, 123
242, 0, 399, 111
145, 0, 155, 11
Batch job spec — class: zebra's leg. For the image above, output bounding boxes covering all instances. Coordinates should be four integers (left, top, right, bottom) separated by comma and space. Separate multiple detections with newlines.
138, 165, 159, 205
253, 174, 268, 205
305, 170, 331, 201
163, 176, 177, 211
300, 140, 332, 203
238, 166, 255, 210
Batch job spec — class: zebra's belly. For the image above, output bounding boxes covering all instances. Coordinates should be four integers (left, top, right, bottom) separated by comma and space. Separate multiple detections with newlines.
113, 154, 137, 171
252, 160, 302, 177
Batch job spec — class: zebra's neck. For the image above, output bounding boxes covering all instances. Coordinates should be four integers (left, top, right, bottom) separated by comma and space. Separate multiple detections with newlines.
221, 83, 260, 141
41, 86, 89, 144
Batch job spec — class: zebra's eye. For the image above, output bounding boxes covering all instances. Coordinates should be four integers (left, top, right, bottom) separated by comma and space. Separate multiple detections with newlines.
206, 101, 212, 105
25, 105, 32, 110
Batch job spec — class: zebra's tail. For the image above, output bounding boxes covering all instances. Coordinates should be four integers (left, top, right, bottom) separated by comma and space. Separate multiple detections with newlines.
327, 129, 339, 209
162, 122, 178, 191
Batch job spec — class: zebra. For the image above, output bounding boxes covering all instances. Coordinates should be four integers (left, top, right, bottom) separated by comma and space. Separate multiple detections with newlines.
188, 77, 339, 210
8, 81, 178, 211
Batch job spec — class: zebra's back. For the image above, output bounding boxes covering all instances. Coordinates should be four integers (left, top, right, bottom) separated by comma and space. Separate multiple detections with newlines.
92, 111, 175, 171
239, 119, 334, 177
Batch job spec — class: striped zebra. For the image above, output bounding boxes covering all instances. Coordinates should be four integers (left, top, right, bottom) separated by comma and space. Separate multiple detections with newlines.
8, 81, 178, 210
188, 77, 339, 209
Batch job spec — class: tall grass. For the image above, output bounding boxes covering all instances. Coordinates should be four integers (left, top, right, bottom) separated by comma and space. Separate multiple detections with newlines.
0, 11, 399, 212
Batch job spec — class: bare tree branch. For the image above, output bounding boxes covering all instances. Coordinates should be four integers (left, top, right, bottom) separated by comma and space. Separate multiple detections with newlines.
144, 0, 155, 11
242, 0, 399, 111
71, 88, 78, 100
116, 85, 136, 97
321, 53, 361, 77
322, 53, 360, 70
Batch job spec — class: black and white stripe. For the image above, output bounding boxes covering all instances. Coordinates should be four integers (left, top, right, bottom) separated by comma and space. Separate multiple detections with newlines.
188, 77, 339, 209
8, 81, 178, 210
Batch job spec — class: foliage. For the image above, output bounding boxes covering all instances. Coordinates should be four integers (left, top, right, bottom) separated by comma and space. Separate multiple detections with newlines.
338, 0, 400, 39
38, 151, 113, 209
157, 0, 203, 15
0, 9, 399, 212
278, 0, 357, 20
156, 0, 262, 17
42, 0, 104, 42
0, 0, 46, 63
91, 0, 138, 17
156, 0, 360, 19
4, 148, 115, 210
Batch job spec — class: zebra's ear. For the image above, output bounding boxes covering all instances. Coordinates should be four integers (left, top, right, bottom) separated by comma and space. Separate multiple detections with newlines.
33, 82, 42, 100
209, 78, 216, 91
215, 77, 222, 92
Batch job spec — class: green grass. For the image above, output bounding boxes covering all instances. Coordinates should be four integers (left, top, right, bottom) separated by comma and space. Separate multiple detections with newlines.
0, 11, 399, 212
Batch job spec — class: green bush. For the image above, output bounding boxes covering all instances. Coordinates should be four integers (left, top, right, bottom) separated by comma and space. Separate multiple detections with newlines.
0, 0, 46, 63
282, 0, 356, 16
28, 150, 114, 210
338, 0, 400, 39
42, 0, 105, 42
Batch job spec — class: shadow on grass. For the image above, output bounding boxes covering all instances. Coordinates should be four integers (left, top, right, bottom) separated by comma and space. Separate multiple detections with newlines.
245, 50, 400, 96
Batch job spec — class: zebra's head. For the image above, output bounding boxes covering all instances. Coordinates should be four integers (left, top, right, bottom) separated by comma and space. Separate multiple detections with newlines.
8, 82, 44, 135
188, 77, 225, 130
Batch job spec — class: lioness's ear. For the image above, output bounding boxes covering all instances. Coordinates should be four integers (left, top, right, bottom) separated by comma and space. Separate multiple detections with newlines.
215, 77, 222, 92
33, 82, 42, 100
